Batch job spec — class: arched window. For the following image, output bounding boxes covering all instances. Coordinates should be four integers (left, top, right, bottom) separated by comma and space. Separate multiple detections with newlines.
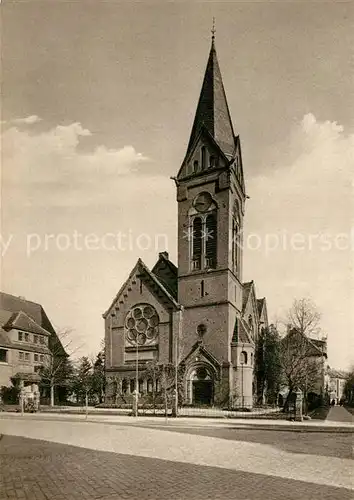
205, 213, 217, 268
138, 379, 144, 394
130, 379, 135, 393
201, 146, 206, 170
248, 315, 253, 332
209, 155, 216, 168
122, 379, 128, 394
192, 217, 202, 269
240, 351, 248, 365
232, 200, 241, 274
193, 160, 199, 173
147, 379, 153, 393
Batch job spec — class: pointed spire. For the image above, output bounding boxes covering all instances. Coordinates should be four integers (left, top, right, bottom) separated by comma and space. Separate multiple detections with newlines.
185, 34, 236, 158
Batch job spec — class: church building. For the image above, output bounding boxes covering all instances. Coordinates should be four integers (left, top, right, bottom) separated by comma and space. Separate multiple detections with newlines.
104, 35, 268, 408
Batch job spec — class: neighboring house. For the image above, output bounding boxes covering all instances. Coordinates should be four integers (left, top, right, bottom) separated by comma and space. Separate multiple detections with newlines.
0, 292, 66, 395
280, 328, 328, 399
325, 367, 348, 403
103, 37, 268, 408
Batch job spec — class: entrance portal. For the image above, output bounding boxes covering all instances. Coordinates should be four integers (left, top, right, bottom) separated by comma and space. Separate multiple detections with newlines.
193, 380, 213, 405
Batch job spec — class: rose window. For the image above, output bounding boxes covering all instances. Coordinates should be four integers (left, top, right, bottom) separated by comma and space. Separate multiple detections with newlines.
125, 305, 159, 345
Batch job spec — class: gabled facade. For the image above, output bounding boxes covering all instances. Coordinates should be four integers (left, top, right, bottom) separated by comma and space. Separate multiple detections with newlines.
104, 37, 268, 408
0, 292, 66, 390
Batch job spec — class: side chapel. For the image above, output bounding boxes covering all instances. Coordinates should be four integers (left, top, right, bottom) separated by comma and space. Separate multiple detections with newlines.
104, 35, 268, 408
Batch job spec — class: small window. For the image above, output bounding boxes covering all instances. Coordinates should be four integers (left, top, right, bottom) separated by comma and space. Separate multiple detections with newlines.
240, 351, 248, 365
34, 335, 38, 344
34, 365, 41, 373
156, 379, 160, 393
39, 354, 44, 363
19, 351, 24, 361
24, 352, 30, 362
251, 353, 254, 366
122, 379, 128, 394
25, 333, 29, 342
193, 160, 199, 173
34, 354, 39, 362
0, 349, 8, 363
40, 336, 45, 344
18, 332, 23, 341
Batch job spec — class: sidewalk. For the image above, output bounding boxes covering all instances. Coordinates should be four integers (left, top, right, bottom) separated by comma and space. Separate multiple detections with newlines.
326, 406, 353, 423
1, 411, 353, 433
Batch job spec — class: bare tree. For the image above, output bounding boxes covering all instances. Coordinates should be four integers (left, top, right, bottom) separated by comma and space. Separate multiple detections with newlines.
39, 328, 78, 406
287, 298, 321, 337
279, 329, 323, 412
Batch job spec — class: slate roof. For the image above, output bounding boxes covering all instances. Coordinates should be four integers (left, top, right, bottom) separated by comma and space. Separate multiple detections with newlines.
232, 317, 253, 344
184, 40, 236, 160
242, 281, 253, 312
151, 252, 178, 300
4, 311, 51, 336
257, 298, 265, 317
0, 292, 66, 356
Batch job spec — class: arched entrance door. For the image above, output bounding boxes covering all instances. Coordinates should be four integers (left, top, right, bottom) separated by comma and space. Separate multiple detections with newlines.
189, 366, 214, 406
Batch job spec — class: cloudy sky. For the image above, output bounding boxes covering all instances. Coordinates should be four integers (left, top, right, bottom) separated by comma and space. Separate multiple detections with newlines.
1, 1, 353, 369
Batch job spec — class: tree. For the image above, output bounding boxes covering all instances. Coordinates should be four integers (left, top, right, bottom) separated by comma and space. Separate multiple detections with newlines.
91, 350, 105, 404
38, 329, 76, 406
279, 329, 323, 412
279, 298, 325, 413
255, 325, 282, 405
72, 357, 93, 405
287, 298, 321, 337
344, 368, 354, 405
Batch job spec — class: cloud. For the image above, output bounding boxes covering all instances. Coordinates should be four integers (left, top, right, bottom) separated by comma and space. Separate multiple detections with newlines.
13, 115, 42, 125
244, 113, 353, 368
2, 122, 150, 207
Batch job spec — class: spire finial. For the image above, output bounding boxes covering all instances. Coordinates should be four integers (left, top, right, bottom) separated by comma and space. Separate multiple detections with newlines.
211, 17, 216, 42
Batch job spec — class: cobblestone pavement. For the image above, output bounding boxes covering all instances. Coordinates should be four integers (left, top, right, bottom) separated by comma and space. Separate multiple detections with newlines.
0, 415, 352, 499
326, 406, 353, 423
0, 435, 352, 500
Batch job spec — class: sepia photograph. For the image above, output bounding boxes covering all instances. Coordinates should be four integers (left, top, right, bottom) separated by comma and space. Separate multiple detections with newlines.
0, 1, 353, 499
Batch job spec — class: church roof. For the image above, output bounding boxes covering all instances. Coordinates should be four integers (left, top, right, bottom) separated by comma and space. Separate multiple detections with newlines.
242, 281, 254, 312
184, 40, 236, 160
151, 252, 178, 300
103, 256, 180, 318
257, 298, 265, 317
232, 317, 253, 344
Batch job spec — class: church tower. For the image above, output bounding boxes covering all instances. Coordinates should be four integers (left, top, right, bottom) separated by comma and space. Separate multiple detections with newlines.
175, 35, 249, 406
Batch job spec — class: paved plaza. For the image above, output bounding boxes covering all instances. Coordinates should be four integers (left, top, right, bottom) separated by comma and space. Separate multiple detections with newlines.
0, 413, 352, 500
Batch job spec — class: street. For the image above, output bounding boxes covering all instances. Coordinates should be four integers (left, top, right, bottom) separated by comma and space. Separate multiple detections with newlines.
0, 413, 352, 500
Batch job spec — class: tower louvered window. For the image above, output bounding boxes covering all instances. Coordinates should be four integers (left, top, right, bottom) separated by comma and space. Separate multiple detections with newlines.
192, 217, 202, 269
201, 146, 206, 170
232, 200, 241, 275
205, 213, 217, 268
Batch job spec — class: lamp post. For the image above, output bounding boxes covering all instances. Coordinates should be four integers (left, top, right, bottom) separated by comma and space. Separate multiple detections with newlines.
134, 336, 139, 417
240, 344, 245, 408
173, 306, 183, 418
